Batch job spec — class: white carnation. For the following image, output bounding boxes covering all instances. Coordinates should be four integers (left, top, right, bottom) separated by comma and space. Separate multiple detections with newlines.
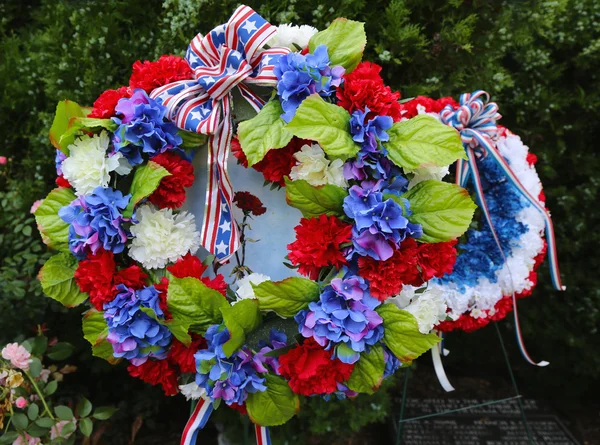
129, 205, 201, 269
403, 287, 448, 334
61, 131, 126, 196
289, 144, 348, 188
408, 165, 450, 189
179, 382, 205, 401
269, 24, 318, 51
235, 273, 271, 303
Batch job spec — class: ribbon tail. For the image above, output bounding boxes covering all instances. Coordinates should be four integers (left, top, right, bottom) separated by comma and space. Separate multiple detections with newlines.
255, 425, 272, 445
466, 147, 549, 367
431, 332, 455, 392
181, 398, 214, 445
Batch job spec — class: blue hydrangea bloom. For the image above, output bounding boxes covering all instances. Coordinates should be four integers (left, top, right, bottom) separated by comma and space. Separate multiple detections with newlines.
274, 45, 345, 122
55, 149, 67, 176
343, 183, 422, 261
349, 107, 393, 153
104, 284, 172, 365
383, 346, 402, 379
58, 186, 130, 258
295, 275, 384, 364
112, 89, 182, 165
195, 325, 267, 405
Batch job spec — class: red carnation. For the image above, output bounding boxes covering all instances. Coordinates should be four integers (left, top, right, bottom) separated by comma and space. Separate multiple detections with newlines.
287, 215, 352, 280
358, 238, 422, 301
148, 152, 195, 209
129, 55, 193, 93
278, 338, 354, 396
168, 335, 207, 374
55, 176, 71, 188
74, 249, 117, 310
229, 403, 248, 415
114, 265, 148, 290
336, 62, 402, 121
253, 138, 306, 186
231, 137, 248, 168
127, 359, 179, 396
88, 86, 132, 119
417, 240, 457, 282
526, 152, 538, 166
233, 191, 266, 216
167, 254, 228, 297
489, 297, 514, 322
399, 96, 458, 120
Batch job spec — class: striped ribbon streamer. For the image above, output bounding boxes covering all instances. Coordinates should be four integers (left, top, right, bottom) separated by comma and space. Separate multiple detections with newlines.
255, 425, 272, 445
150, 5, 290, 263
441, 91, 562, 367
431, 331, 455, 392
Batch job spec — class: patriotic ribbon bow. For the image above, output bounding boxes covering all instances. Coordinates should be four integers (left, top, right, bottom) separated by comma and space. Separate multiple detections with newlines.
150, 5, 290, 262
441, 90, 564, 367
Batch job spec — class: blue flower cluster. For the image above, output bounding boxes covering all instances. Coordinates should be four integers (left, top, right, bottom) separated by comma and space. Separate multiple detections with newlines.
58, 186, 130, 258
295, 275, 384, 364
195, 325, 268, 405
383, 346, 402, 379
274, 45, 345, 122
112, 89, 182, 165
55, 149, 66, 176
343, 182, 422, 261
104, 284, 172, 365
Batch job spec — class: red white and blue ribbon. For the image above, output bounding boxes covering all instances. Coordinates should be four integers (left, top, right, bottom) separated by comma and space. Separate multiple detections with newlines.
255, 424, 272, 445
441, 90, 563, 367
150, 5, 290, 262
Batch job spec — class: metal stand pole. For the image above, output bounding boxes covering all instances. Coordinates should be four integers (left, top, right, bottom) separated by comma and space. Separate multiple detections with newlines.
395, 366, 411, 445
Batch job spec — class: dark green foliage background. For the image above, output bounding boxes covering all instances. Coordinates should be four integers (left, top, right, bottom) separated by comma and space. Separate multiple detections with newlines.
1, 0, 598, 441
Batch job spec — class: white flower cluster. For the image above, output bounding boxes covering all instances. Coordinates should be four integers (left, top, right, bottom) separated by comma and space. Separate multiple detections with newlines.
387, 286, 447, 334
289, 143, 347, 188
234, 273, 271, 304
128, 205, 201, 269
268, 24, 318, 51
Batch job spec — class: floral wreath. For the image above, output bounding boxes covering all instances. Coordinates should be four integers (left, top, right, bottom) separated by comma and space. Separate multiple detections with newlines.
33, 6, 483, 442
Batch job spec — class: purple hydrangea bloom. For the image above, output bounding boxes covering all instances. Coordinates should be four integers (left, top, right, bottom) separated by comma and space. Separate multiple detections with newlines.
295, 275, 384, 364
195, 325, 267, 405
58, 186, 130, 258
349, 107, 393, 153
383, 346, 402, 378
112, 89, 182, 165
254, 329, 288, 375
103, 284, 172, 365
343, 183, 422, 261
274, 45, 345, 122
55, 150, 67, 176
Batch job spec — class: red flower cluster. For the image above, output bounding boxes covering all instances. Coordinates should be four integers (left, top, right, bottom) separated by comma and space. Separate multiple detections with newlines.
74, 249, 148, 310
55, 176, 71, 189
278, 338, 354, 396
88, 86, 132, 119
148, 152, 195, 209
167, 254, 227, 297
398, 96, 458, 120
287, 215, 352, 280
168, 335, 207, 374
127, 359, 179, 396
336, 62, 402, 121
129, 55, 193, 93
358, 238, 457, 301
233, 191, 266, 216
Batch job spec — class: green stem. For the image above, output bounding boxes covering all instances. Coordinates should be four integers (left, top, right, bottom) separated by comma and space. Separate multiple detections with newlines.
24, 371, 55, 420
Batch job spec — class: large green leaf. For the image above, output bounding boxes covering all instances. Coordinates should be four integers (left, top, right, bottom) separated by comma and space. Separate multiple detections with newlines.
59, 117, 118, 149
284, 177, 347, 218
376, 304, 440, 363
123, 161, 170, 218
220, 299, 262, 357
308, 18, 366, 72
246, 374, 300, 426
38, 253, 87, 307
386, 115, 466, 172
401, 179, 476, 243
252, 277, 321, 318
82, 309, 119, 364
345, 344, 385, 395
286, 95, 358, 160
49, 100, 86, 153
167, 277, 229, 335
178, 130, 208, 149
34, 187, 76, 252
238, 100, 293, 166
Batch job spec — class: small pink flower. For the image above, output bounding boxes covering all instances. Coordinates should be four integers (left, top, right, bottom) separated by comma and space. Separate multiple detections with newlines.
1, 343, 32, 371
50, 419, 77, 440
0, 156, 7, 165
12, 433, 41, 445
30, 200, 43, 214
14, 397, 28, 409
39, 369, 51, 383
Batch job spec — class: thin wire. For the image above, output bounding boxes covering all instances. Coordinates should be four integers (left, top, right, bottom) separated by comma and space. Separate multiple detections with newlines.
395, 366, 411, 445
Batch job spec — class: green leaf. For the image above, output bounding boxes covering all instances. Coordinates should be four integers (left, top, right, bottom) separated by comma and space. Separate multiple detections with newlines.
245, 317, 301, 351
27, 403, 40, 421
92, 406, 118, 420
252, 277, 320, 318
179, 130, 208, 149
376, 304, 440, 363
59, 117, 118, 148
0, 433, 19, 444
30, 336, 48, 356
60, 421, 76, 437
308, 18, 366, 72
286, 94, 358, 160
238, 100, 293, 166
44, 380, 58, 396
386, 115, 466, 172
49, 100, 86, 152
28, 357, 42, 378
220, 299, 262, 357
82, 309, 120, 364
54, 405, 73, 421
35, 417, 56, 428
47, 342, 74, 360
77, 397, 93, 418
401, 180, 476, 243
12, 413, 29, 430
123, 161, 171, 218
38, 253, 87, 307
79, 417, 93, 437
34, 187, 76, 252
167, 277, 229, 335
345, 344, 385, 395
284, 178, 347, 218
26, 423, 50, 438
246, 374, 300, 426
